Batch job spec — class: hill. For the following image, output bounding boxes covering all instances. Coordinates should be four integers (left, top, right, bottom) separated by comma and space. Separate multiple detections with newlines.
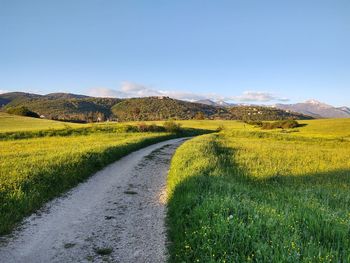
275, 100, 350, 118
195, 99, 219, 107
229, 105, 312, 121
111, 97, 311, 121
195, 99, 233, 107
44, 93, 90, 99
1, 92, 313, 122
0, 92, 121, 122
111, 97, 225, 121
0, 112, 83, 132
337, 106, 350, 115
0, 92, 42, 107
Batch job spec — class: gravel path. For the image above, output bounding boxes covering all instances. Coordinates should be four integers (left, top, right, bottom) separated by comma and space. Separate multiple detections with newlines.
0, 138, 187, 263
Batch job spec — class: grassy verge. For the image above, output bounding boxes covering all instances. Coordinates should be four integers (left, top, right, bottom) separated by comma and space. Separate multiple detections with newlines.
0, 132, 172, 234
167, 131, 350, 262
0, 122, 210, 235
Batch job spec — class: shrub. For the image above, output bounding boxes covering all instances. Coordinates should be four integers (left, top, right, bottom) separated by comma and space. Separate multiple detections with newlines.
216, 125, 225, 132
124, 125, 139, 132
262, 120, 300, 130
194, 112, 205, 120
244, 120, 263, 127
137, 122, 150, 132
6, 106, 40, 118
136, 123, 165, 132
163, 120, 182, 133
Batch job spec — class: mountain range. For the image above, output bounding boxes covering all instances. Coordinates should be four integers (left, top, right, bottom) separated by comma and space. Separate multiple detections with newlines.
195, 99, 350, 119
0, 92, 311, 122
274, 100, 350, 119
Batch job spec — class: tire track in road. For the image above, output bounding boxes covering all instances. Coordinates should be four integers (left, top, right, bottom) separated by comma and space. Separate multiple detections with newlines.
0, 138, 187, 263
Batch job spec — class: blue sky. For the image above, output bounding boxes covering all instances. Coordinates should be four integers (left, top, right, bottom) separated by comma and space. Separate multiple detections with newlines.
0, 0, 349, 106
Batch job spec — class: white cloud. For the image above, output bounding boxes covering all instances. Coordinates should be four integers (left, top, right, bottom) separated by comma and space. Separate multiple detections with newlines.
88, 87, 128, 98
120, 82, 162, 97
88, 82, 213, 101
0, 90, 9, 94
87, 82, 289, 103
230, 91, 289, 102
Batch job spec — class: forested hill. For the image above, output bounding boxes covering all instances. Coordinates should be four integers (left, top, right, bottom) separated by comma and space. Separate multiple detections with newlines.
0, 92, 312, 122
111, 97, 312, 121
228, 105, 313, 121
0, 92, 121, 122
111, 97, 225, 121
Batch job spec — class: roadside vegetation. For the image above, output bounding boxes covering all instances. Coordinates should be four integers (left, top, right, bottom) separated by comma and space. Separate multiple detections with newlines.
167, 119, 350, 262
0, 116, 208, 234
2, 112, 350, 262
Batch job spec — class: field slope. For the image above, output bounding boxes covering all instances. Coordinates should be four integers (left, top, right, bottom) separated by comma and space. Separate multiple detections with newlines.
0, 112, 83, 132
167, 119, 350, 262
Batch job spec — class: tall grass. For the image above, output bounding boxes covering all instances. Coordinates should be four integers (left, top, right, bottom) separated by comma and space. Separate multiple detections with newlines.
0, 132, 178, 234
0, 112, 83, 132
167, 128, 350, 262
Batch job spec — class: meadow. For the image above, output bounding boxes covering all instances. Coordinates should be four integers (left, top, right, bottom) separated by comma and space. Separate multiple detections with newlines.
167, 119, 350, 262
0, 114, 208, 234
1, 112, 350, 262
0, 112, 83, 132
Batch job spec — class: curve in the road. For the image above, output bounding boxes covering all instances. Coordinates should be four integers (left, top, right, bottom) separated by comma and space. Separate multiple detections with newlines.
0, 138, 187, 263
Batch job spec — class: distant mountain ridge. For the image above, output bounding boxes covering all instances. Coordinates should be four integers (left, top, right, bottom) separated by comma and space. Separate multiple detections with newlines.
197, 98, 350, 119
195, 99, 234, 107
275, 100, 350, 118
0, 92, 312, 122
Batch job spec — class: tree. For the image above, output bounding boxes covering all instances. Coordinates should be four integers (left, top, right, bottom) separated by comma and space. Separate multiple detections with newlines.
6, 106, 40, 118
194, 112, 205, 120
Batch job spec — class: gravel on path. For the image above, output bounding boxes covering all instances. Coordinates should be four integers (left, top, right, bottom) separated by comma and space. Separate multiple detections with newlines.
0, 138, 187, 263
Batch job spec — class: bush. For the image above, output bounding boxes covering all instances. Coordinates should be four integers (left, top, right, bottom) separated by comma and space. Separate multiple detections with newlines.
163, 120, 182, 133
194, 112, 205, 120
216, 125, 225, 132
6, 106, 40, 118
124, 125, 139, 132
136, 123, 165, 132
137, 123, 150, 132
262, 120, 301, 130
244, 120, 263, 127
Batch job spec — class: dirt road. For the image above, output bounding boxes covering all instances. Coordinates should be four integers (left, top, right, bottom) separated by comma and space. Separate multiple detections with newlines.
0, 138, 187, 263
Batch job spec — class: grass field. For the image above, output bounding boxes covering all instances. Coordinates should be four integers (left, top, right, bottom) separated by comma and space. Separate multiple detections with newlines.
0, 115, 210, 235
167, 119, 350, 262
0, 112, 84, 132
2, 113, 350, 261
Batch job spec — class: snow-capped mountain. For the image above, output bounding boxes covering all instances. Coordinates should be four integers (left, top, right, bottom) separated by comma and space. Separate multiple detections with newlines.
275, 100, 350, 118
195, 99, 234, 107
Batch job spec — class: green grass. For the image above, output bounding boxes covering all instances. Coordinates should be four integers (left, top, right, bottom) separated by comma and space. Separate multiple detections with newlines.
121, 120, 251, 132
2, 113, 350, 262
0, 131, 178, 234
296, 118, 350, 139
0, 112, 84, 132
0, 115, 211, 235
167, 119, 350, 262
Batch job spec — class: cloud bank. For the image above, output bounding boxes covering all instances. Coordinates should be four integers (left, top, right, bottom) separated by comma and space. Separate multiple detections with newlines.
231, 91, 289, 102
88, 82, 289, 103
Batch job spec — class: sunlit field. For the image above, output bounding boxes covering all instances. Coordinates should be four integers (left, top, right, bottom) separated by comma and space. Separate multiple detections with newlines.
167, 119, 350, 262
297, 118, 350, 139
0, 115, 206, 234
0, 112, 83, 132
2, 114, 350, 262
